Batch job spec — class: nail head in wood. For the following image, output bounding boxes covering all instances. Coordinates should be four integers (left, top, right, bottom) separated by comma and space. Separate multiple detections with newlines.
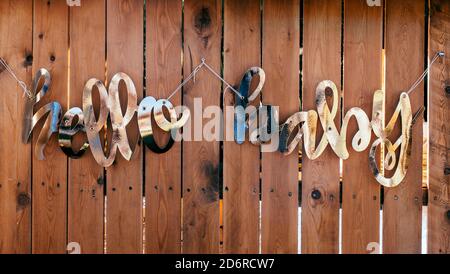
311, 189, 321, 200
25, 55, 33, 66
444, 166, 450, 175
445, 86, 450, 95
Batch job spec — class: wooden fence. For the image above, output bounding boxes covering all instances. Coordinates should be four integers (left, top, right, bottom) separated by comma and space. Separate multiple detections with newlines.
0, 0, 448, 254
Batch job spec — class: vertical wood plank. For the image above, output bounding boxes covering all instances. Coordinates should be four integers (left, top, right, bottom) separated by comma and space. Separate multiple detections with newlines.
32, 0, 68, 254
223, 0, 261, 254
146, 0, 182, 254
428, 0, 450, 254
384, 0, 424, 254
302, 0, 341, 254
342, 0, 382, 254
261, 0, 300, 254
183, 0, 221, 253
68, 0, 105, 254
0, 0, 33, 254
106, 0, 144, 254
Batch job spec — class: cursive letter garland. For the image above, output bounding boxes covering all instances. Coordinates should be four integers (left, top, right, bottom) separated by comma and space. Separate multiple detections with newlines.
5, 53, 441, 188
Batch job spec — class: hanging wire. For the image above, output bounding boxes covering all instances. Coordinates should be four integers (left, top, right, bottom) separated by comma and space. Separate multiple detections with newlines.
166, 58, 244, 101
200, 58, 243, 100
166, 60, 204, 101
1, 52, 442, 103
0, 57, 33, 99
406, 51, 445, 95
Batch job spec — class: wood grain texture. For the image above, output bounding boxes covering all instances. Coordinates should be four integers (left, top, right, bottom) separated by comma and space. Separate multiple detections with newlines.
32, 0, 68, 254
68, 0, 105, 254
146, 0, 182, 254
428, 0, 450, 254
261, 0, 299, 254
342, 0, 382, 254
384, 0, 424, 254
0, 0, 32, 254
223, 0, 261, 254
106, 0, 144, 254
302, 0, 341, 254
183, 0, 221, 254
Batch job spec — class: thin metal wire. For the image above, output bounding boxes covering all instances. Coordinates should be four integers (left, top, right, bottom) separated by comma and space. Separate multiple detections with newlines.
166, 61, 204, 100
406, 51, 445, 95
270, 51, 445, 134
166, 58, 244, 101
0, 57, 33, 99
2, 51, 441, 104
200, 58, 243, 99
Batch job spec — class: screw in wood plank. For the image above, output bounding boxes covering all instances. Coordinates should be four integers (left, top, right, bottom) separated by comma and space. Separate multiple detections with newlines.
25, 55, 33, 67
446, 210, 450, 221
97, 177, 104, 185
311, 189, 321, 200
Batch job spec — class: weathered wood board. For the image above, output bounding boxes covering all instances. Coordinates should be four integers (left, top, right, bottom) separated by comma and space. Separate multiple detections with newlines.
106, 0, 144, 254
384, 0, 424, 254
182, 0, 222, 253
428, 0, 450, 254
302, 0, 341, 254
68, 0, 106, 254
261, 0, 300, 254
32, 0, 69, 254
145, 0, 183, 254
342, 0, 383, 254
0, 0, 33, 254
223, 0, 261, 254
